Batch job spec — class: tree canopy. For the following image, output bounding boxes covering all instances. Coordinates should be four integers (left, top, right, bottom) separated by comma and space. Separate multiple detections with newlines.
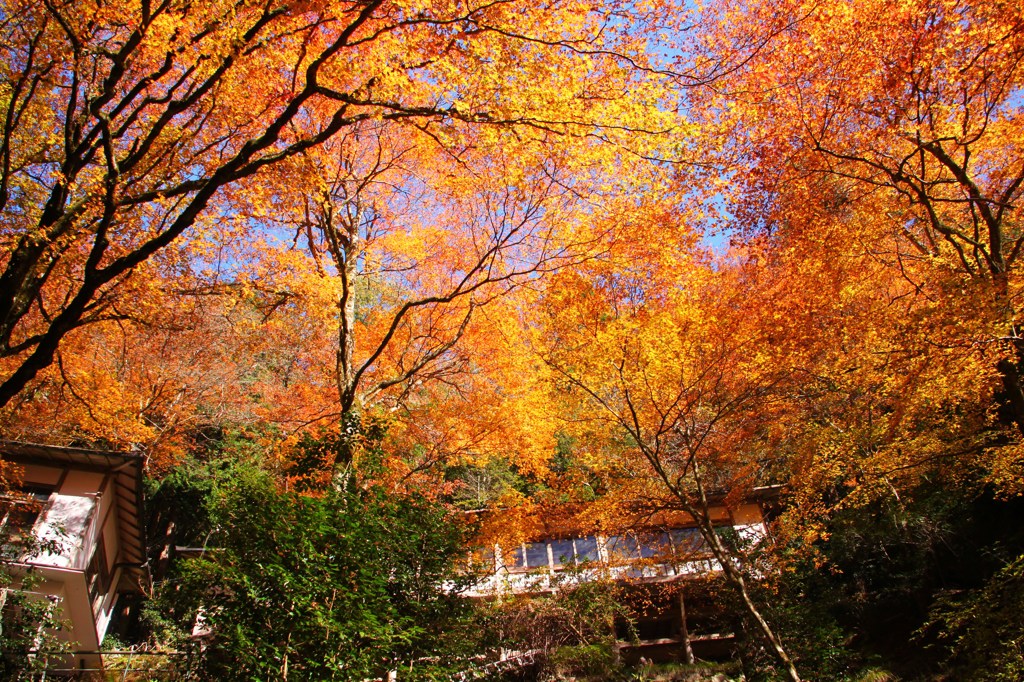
3, 0, 1024, 679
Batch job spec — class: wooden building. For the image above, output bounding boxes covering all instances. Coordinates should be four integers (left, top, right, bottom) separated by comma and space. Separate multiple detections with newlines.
466, 489, 781, 662
0, 441, 151, 673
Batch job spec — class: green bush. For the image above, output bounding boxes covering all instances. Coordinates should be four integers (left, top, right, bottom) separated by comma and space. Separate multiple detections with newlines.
154, 460, 476, 680
549, 643, 620, 678
927, 552, 1024, 681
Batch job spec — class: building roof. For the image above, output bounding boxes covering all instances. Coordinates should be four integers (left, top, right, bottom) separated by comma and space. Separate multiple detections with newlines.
0, 440, 150, 594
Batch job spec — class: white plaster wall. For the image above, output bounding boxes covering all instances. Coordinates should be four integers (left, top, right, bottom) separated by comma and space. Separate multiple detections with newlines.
732, 503, 764, 526
19, 463, 62, 487
58, 470, 104, 496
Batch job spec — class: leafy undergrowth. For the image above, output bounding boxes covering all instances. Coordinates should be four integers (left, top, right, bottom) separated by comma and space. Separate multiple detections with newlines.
630, 662, 744, 682
543, 660, 743, 682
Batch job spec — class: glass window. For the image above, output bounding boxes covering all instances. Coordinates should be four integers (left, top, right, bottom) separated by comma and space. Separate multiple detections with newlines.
0, 486, 52, 558
639, 531, 672, 559
549, 539, 575, 566
525, 542, 550, 569
506, 545, 526, 569
87, 534, 110, 606
670, 528, 704, 555
606, 534, 641, 561
574, 536, 600, 563
715, 525, 738, 549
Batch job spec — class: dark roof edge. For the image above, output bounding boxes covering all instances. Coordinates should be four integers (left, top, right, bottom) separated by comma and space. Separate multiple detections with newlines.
0, 440, 144, 468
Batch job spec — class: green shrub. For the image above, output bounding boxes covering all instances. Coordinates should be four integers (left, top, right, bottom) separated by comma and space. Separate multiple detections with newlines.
549, 643, 620, 678
926, 552, 1024, 681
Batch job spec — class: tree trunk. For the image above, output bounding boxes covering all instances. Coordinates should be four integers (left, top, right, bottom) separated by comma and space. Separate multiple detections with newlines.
696, 519, 800, 681
327, 200, 363, 474
688, 462, 801, 682
997, 348, 1024, 438
678, 589, 695, 665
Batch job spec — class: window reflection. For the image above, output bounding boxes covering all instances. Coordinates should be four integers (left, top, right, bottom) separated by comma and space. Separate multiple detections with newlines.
496, 526, 724, 573
639, 531, 672, 559
607, 534, 641, 560
549, 539, 575, 566
508, 545, 526, 569
574, 536, 600, 562
670, 528, 704, 555
524, 542, 549, 569
0, 486, 52, 558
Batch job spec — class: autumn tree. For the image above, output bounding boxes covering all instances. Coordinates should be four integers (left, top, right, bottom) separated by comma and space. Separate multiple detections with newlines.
695, 0, 1024, 430
257, 122, 608, 474
233, 0, 716, 477
535, 237, 805, 680
0, 0, 697, 430
659, 4, 1024, 666
659, 3, 1024, 579
0, 279, 313, 467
